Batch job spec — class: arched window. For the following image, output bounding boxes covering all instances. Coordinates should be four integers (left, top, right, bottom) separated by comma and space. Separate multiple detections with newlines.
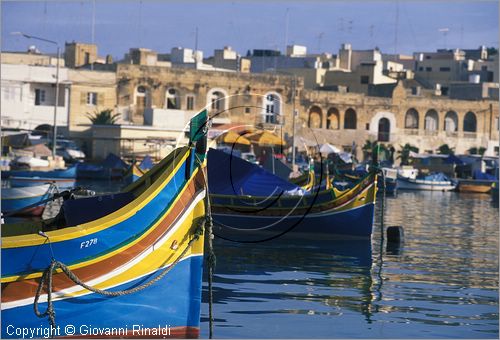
405, 108, 419, 129
165, 88, 180, 109
135, 85, 150, 114
378, 118, 390, 142
206, 89, 228, 113
262, 92, 281, 124
464, 111, 477, 132
308, 106, 322, 129
444, 111, 458, 132
327, 108, 339, 130
424, 109, 439, 131
344, 108, 357, 130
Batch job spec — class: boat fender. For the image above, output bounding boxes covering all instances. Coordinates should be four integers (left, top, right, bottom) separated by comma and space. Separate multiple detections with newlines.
387, 225, 404, 243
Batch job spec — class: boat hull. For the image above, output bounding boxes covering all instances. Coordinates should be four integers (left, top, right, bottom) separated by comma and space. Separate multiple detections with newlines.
1, 184, 51, 216
397, 177, 456, 191
457, 179, 494, 193
2, 150, 206, 338
213, 202, 375, 239
3, 166, 76, 179
2, 256, 203, 339
377, 178, 397, 195
9, 176, 76, 189
210, 176, 377, 239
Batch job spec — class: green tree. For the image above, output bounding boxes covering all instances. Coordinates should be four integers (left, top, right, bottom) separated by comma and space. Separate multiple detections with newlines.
362, 140, 391, 163
437, 144, 455, 155
470, 146, 487, 156
397, 143, 419, 165
87, 109, 121, 125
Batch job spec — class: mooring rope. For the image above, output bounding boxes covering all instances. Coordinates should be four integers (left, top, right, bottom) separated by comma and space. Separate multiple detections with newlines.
34, 221, 204, 336
205, 193, 216, 339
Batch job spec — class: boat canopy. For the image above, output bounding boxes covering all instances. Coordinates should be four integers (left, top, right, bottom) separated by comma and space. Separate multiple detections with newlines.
208, 148, 301, 196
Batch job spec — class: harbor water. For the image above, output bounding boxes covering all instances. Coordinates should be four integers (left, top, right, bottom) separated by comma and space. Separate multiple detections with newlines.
3, 178, 497, 338
200, 191, 499, 338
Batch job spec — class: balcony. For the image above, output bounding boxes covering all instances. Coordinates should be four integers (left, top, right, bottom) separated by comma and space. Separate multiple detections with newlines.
445, 131, 458, 138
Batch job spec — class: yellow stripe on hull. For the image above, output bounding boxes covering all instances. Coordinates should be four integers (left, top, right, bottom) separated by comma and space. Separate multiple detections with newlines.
2, 151, 191, 248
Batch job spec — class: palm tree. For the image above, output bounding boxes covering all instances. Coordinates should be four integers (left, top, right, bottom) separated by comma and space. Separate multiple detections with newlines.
469, 146, 487, 156
437, 144, 455, 155
397, 143, 419, 165
87, 109, 121, 125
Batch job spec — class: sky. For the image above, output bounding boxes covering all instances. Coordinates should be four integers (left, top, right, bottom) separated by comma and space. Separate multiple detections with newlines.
2, 1, 498, 59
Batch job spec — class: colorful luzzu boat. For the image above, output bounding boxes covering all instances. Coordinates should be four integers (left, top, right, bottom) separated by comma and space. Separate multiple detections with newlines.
1, 110, 209, 338
207, 148, 377, 239
1, 184, 54, 217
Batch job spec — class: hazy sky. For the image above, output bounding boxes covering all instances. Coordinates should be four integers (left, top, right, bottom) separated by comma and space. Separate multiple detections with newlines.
2, 1, 498, 59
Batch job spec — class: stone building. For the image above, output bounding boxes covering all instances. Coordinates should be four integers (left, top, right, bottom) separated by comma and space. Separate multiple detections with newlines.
3, 43, 498, 161
66, 69, 117, 137
300, 81, 499, 158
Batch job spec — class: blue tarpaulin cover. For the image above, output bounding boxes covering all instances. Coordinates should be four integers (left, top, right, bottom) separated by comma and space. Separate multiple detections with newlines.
208, 148, 300, 196
102, 153, 128, 170
421, 172, 450, 181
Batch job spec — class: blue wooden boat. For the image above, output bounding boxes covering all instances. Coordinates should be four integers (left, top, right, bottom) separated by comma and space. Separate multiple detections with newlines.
3, 166, 77, 180
207, 148, 377, 239
1, 110, 209, 338
1, 184, 53, 216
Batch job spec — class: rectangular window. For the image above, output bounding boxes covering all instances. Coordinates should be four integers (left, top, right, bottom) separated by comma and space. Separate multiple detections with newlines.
35, 89, 46, 106
366, 123, 370, 130
425, 67, 432, 72
418, 67, 424, 71
439, 67, 451, 72
3, 87, 17, 101
360, 76, 369, 84
186, 95, 195, 110
495, 117, 499, 130
245, 107, 251, 113
87, 92, 97, 106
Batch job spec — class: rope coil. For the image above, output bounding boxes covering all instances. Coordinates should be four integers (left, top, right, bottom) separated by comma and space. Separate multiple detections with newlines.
34, 221, 204, 336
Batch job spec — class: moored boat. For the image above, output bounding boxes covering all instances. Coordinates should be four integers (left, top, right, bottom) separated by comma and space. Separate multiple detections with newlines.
9, 176, 76, 189
457, 178, 495, 193
397, 172, 456, 191
5, 166, 77, 189
1, 184, 53, 217
1, 110, 209, 338
207, 148, 377, 239
2, 165, 77, 180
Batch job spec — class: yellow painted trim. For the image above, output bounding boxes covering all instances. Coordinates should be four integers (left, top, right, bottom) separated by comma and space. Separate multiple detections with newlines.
2, 150, 191, 248
1, 169, 204, 283
211, 174, 377, 211
3, 198, 206, 295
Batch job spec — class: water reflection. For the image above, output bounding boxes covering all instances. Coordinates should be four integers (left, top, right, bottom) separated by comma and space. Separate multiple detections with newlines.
202, 191, 498, 338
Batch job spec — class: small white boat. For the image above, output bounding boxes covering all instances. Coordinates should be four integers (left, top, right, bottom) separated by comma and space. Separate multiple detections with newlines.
397, 172, 456, 191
